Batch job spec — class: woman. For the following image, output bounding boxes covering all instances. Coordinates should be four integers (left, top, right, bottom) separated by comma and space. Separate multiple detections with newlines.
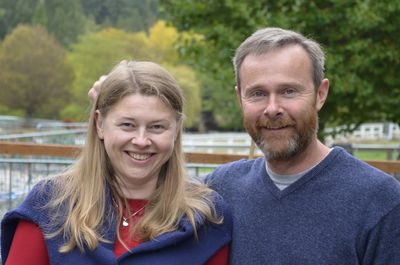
1, 61, 232, 265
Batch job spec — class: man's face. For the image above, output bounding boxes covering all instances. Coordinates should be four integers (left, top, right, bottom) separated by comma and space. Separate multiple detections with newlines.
238, 45, 326, 161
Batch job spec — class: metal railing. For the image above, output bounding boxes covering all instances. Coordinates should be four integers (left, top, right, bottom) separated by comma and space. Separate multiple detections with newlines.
0, 129, 87, 145
0, 157, 74, 213
0, 156, 218, 218
2, 130, 400, 158
1, 140, 400, 219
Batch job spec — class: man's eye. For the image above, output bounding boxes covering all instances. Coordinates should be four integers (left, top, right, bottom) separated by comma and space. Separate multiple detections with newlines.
253, 91, 265, 97
283, 88, 297, 96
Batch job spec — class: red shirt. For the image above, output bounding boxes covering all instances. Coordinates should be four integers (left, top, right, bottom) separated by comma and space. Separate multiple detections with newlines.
6, 199, 229, 265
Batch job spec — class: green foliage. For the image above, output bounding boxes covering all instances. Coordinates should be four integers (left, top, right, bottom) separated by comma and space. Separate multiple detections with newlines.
0, 104, 24, 117
0, 25, 74, 119
0, 0, 87, 47
0, 0, 203, 128
147, 21, 202, 128
81, 0, 159, 32
160, 0, 400, 132
147, 20, 179, 64
65, 28, 146, 120
45, 0, 87, 46
32, 0, 48, 27
165, 64, 201, 128
65, 22, 202, 128
0, 0, 37, 39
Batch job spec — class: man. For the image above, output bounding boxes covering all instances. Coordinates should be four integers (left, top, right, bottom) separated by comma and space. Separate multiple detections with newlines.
90, 28, 400, 264
205, 27, 400, 264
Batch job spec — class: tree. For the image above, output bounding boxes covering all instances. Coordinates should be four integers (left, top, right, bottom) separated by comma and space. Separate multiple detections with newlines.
81, 0, 159, 32
147, 20, 179, 64
65, 22, 202, 129
65, 28, 148, 120
32, 0, 48, 27
0, 25, 74, 120
0, 0, 37, 39
160, 0, 400, 134
165, 64, 201, 129
0, 0, 88, 47
45, 0, 87, 46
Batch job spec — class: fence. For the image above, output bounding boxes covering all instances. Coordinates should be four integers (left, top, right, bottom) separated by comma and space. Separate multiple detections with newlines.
1, 140, 400, 173
2, 130, 400, 158
1, 140, 400, 217
326, 122, 400, 141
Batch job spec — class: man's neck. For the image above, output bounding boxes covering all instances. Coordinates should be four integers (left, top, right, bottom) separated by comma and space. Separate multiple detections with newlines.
267, 139, 330, 175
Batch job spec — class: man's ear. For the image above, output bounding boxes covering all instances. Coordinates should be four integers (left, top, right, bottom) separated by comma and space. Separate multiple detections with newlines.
235, 85, 243, 107
316, 78, 329, 111
95, 110, 104, 139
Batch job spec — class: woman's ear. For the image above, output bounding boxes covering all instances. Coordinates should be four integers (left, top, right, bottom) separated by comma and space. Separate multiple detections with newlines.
95, 110, 104, 139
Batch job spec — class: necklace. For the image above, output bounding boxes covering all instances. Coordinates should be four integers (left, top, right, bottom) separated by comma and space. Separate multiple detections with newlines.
112, 198, 146, 227
122, 205, 146, 227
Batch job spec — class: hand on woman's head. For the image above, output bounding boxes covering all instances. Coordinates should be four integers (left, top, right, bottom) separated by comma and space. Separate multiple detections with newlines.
88, 75, 107, 103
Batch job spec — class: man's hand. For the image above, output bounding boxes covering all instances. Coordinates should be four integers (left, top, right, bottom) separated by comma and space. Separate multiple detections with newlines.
88, 75, 107, 103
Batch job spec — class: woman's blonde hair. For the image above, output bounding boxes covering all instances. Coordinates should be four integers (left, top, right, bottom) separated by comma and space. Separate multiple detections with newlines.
44, 61, 220, 253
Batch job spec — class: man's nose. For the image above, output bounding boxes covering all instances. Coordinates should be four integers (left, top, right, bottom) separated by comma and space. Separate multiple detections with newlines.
263, 95, 282, 118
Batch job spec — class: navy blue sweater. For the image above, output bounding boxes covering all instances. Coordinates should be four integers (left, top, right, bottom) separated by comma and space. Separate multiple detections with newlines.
1, 183, 232, 265
206, 147, 400, 265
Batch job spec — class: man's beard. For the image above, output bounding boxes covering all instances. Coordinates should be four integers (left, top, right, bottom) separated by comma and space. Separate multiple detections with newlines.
244, 106, 318, 162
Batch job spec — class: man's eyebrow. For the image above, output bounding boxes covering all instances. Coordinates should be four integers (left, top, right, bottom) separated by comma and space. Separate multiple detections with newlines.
277, 81, 305, 88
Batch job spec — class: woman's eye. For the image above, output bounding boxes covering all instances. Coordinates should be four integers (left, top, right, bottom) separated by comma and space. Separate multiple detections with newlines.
151, 124, 164, 130
149, 124, 167, 133
120, 123, 134, 129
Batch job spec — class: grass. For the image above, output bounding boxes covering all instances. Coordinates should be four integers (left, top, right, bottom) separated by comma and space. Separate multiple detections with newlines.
353, 151, 393, 161
339, 139, 400, 161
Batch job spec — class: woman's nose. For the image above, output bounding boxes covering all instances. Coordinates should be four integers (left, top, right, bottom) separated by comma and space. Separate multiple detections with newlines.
131, 131, 151, 146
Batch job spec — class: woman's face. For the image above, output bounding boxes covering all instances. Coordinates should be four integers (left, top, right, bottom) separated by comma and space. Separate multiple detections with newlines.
96, 94, 179, 198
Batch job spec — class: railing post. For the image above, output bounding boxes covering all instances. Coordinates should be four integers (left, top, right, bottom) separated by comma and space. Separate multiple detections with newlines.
8, 161, 12, 209
27, 162, 32, 192
388, 150, 394, 160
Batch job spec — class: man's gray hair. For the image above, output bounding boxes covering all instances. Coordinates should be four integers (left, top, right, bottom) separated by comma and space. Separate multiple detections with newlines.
233, 27, 326, 91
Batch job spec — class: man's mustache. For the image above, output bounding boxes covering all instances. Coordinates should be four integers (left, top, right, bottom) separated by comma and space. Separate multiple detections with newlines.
255, 118, 295, 129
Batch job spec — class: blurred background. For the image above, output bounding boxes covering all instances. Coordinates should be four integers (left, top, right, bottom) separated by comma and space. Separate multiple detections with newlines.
0, 0, 399, 137
0, 4, 400, 261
